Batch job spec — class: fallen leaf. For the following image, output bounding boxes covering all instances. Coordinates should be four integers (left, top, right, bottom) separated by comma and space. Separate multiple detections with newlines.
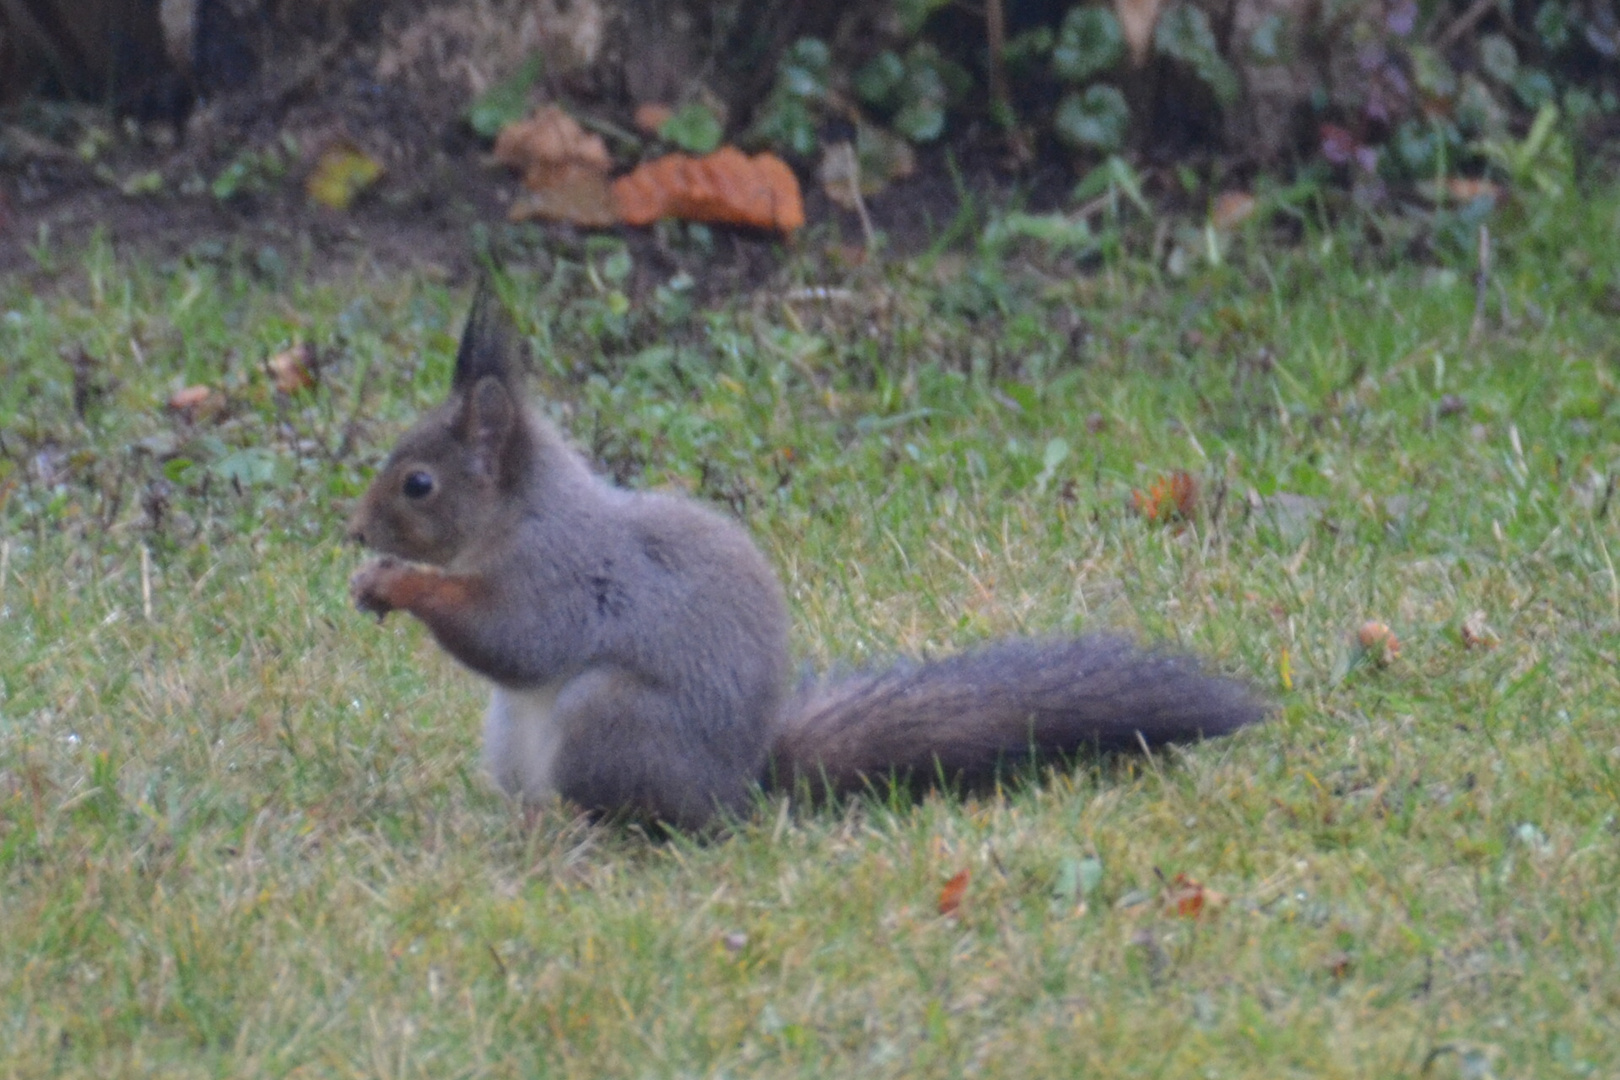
1357, 620, 1400, 664
1461, 611, 1499, 650
1211, 190, 1256, 231
267, 344, 316, 394
1131, 469, 1198, 523
495, 107, 616, 227
1114, 0, 1166, 66
306, 139, 384, 211
612, 147, 804, 236
1325, 950, 1354, 978
634, 103, 674, 134
1163, 872, 1223, 917
168, 385, 226, 422
1446, 177, 1502, 204
937, 868, 970, 917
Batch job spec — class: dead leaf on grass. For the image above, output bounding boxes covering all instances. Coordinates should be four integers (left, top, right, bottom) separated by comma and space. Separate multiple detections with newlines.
937, 868, 970, 917
1131, 469, 1198, 523
1357, 620, 1401, 665
267, 344, 317, 394
1162, 872, 1223, 918
168, 385, 226, 422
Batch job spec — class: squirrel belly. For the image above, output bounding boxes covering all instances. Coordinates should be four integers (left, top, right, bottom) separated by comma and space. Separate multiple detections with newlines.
483, 683, 568, 804
347, 283, 1267, 831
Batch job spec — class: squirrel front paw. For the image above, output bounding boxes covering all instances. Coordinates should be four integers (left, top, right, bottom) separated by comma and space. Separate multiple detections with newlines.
351, 556, 404, 619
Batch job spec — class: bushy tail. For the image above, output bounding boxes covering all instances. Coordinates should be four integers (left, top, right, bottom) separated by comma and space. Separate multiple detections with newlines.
767, 636, 1266, 794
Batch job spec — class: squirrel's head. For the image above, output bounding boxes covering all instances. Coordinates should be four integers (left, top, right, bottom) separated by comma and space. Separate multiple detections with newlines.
347, 283, 534, 566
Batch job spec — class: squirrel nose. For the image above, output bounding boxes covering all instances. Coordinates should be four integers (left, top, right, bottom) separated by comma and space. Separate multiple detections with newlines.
345, 511, 367, 546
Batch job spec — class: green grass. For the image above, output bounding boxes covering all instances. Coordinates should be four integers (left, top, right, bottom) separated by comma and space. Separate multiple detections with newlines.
3, 193, 1619, 1078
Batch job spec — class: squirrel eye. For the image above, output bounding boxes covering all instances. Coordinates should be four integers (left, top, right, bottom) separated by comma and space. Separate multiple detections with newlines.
402, 470, 435, 499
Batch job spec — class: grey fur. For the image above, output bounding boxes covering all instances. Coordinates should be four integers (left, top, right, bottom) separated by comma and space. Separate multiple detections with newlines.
348, 285, 1267, 829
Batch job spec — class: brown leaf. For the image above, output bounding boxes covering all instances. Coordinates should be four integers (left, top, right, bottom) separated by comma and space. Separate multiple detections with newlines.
634, 103, 674, 135
937, 868, 970, 917
495, 107, 616, 227
611, 147, 804, 236
1211, 191, 1256, 231
1115, 0, 1166, 67
1163, 873, 1224, 918
1357, 620, 1400, 664
168, 385, 226, 422
267, 344, 316, 394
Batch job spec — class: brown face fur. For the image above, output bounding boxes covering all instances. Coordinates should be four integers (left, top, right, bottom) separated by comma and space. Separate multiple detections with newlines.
346, 392, 512, 567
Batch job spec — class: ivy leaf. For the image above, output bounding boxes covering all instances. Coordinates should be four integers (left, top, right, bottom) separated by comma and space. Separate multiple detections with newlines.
658, 103, 723, 154
466, 54, 544, 138
751, 95, 818, 157
780, 38, 831, 101
1478, 33, 1519, 85
1155, 4, 1239, 106
855, 51, 906, 109
1055, 86, 1130, 151
1053, 5, 1125, 83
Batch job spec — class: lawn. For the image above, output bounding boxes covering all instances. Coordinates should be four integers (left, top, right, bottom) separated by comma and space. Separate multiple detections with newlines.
3, 189, 1618, 1077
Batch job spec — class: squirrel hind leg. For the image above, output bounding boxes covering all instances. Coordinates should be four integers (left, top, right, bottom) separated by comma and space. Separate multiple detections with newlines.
548, 668, 765, 831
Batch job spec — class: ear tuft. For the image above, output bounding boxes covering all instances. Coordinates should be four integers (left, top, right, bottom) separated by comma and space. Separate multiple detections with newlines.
451, 278, 522, 394
463, 375, 518, 483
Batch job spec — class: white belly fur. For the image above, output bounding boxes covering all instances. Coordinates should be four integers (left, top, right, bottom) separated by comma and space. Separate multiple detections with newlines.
483, 682, 567, 804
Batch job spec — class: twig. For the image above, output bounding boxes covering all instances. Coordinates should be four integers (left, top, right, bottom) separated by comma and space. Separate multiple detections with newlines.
140, 544, 152, 621
844, 148, 877, 254
1436, 0, 1497, 51
1469, 223, 1491, 343
985, 0, 1010, 123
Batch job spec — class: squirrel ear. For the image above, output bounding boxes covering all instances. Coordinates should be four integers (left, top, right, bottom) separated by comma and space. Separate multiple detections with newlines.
451, 278, 522, 395
460, 375, 518, 483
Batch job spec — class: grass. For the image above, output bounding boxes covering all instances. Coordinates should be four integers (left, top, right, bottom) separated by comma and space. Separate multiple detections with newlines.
2, 189, 1619, 1078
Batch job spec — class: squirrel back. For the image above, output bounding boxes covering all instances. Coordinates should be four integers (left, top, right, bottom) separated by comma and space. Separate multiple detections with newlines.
348, 285, 1266, 829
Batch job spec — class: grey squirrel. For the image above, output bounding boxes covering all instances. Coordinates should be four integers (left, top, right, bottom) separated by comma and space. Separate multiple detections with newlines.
347, 286, 1266, 830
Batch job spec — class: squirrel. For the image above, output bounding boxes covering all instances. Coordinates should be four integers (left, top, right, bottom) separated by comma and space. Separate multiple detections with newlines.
347, 285, 1267, 830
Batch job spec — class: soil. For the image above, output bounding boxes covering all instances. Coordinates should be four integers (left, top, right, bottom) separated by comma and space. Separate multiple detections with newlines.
0, 40, 1068, 297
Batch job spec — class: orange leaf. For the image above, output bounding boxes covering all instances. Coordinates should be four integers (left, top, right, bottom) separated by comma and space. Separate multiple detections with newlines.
1131, 469, 1198, 523
937, 869, 970, 917
611, 147, 804, 236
